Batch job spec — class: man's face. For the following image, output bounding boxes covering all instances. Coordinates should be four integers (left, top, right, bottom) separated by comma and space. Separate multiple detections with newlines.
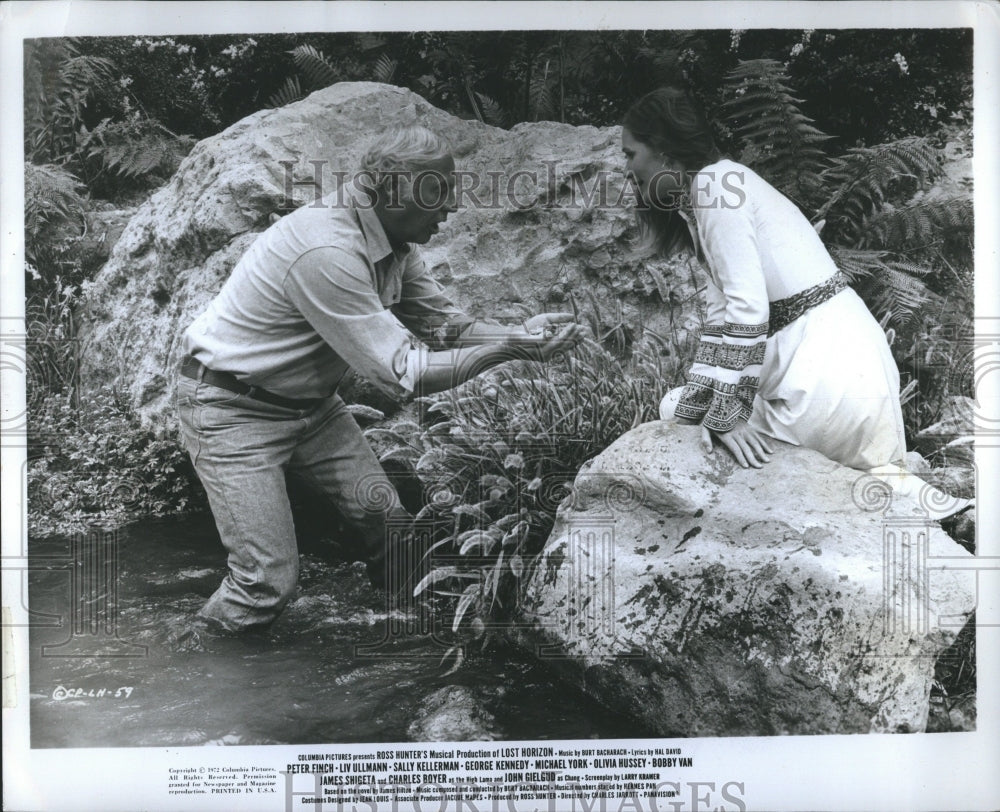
380, 155, 458, 246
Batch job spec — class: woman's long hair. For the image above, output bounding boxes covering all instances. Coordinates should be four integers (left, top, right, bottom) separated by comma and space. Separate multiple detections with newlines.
623, 87, 722, 258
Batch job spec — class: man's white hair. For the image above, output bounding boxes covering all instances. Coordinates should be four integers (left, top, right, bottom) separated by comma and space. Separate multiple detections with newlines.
360, 124, 452, 178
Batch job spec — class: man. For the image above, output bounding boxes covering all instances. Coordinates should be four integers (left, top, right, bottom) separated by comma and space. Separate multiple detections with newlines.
175, 125, 583, 632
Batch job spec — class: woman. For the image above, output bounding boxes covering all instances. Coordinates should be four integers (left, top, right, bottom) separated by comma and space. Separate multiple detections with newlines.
623, 87, 966, 517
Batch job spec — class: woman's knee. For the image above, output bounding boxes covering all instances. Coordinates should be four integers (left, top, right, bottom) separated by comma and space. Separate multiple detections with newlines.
659, 386, 685, 420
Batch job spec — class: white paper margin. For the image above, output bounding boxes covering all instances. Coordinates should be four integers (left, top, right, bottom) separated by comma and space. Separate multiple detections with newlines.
2, 2, 998, 811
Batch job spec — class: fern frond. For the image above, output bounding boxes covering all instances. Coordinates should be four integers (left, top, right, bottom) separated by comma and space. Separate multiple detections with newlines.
829, 246, 933, 326
372, 53, 397, 84
857, 197, 973, 250
79, 118, 194, 180
290, 44, 339, 90
870, 262, 933, 323
828, 247, 892, 283
721, 59, 831, 205
817, 137, 943, 242
24, 39, 117, 163
475, 92, 507, 127
529, 61, 556, 121
60, 53, 117, 95
267, 76, 304, 108
24, 163, 87, 265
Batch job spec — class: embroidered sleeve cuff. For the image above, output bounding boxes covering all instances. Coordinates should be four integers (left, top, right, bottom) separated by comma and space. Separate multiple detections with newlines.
694, 335, 766, 369
674, 373, 759, 432
675, 323, 765, 432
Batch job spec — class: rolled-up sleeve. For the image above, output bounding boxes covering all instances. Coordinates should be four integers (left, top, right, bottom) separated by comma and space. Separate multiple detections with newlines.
283, 247, 426, 398
392, 251, 475, 349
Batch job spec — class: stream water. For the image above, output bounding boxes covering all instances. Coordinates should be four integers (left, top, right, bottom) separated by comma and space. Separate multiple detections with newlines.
28, 515, 638, 748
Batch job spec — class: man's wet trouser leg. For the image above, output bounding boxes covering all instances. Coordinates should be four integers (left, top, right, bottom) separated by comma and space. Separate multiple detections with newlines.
176, 377, 405, 630
176, 378, 304, 630
287, 394, 413, 595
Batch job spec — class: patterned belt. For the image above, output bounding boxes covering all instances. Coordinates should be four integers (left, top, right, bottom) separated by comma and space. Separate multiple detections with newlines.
179, 356, 324, 410
768, 271, 849, 336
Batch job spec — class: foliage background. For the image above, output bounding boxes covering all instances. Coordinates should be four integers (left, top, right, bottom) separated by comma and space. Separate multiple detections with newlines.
68, 30, 973, 145
23, 25, 975, 723
24, 26, 974, 534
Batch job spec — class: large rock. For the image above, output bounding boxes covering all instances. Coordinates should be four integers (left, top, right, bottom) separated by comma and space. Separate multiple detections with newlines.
407, 685, 501, 742
513, 421, 976, 736
78, 82, 698, 425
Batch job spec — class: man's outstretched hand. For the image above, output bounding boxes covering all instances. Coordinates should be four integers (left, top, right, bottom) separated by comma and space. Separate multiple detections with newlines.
506, 312, 587, 362
523, 312, 575, 336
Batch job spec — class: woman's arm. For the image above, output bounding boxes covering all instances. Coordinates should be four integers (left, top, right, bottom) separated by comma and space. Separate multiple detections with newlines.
676, 167, 773, 467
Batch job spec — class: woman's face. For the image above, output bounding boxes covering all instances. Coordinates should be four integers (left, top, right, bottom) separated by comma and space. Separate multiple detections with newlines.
621, 128, 686, 209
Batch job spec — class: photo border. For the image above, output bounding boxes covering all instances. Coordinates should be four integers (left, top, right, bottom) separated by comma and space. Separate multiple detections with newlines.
2, 2, 998, 810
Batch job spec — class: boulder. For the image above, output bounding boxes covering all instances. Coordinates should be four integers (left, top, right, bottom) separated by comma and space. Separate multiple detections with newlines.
78, 82, 698, 425
406, 685, 500, 742
513, 421, 977, 736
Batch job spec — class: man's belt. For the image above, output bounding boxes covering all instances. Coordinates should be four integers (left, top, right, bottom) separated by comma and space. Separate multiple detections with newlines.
179, 356, 323, 410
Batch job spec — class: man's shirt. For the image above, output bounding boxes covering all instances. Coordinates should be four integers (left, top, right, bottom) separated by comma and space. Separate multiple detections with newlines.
182, 186, 473, 399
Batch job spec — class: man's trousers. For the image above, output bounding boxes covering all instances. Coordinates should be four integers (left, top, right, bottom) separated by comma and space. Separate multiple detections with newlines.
175, 375, 400, 630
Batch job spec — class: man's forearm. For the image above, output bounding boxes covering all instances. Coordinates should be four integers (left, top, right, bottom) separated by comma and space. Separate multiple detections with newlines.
446, 320, 525, 348
412, 318, 583, 395
413, 343, 518, 395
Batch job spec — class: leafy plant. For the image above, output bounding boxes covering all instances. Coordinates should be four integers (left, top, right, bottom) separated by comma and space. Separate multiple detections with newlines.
267, 76, 304, 109
290, 44, 340, 90
827, 248, 934, 325
267, 44, 351, 107
28, 387, 203, 538
722, 58, 831, 206
473, 92, 506, 127
25, 274, 85, 416
373, 53, 398, 84
24, 38, 117, 164
375, 334, 683, 653
24, 162, 88, 270
77, 115, 195, 187
815, 137, 943, 240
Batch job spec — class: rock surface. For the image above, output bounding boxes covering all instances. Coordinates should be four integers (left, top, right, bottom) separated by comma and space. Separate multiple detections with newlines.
78, 82, 697, 425
513, 421, 976, 736
406, 685, 500, 742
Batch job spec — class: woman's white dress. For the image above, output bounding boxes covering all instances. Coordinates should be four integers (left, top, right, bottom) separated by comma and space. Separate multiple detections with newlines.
667, 159, 907, 470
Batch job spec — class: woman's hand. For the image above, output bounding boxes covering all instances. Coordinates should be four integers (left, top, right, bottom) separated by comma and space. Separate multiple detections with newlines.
703, 420, 774, 469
